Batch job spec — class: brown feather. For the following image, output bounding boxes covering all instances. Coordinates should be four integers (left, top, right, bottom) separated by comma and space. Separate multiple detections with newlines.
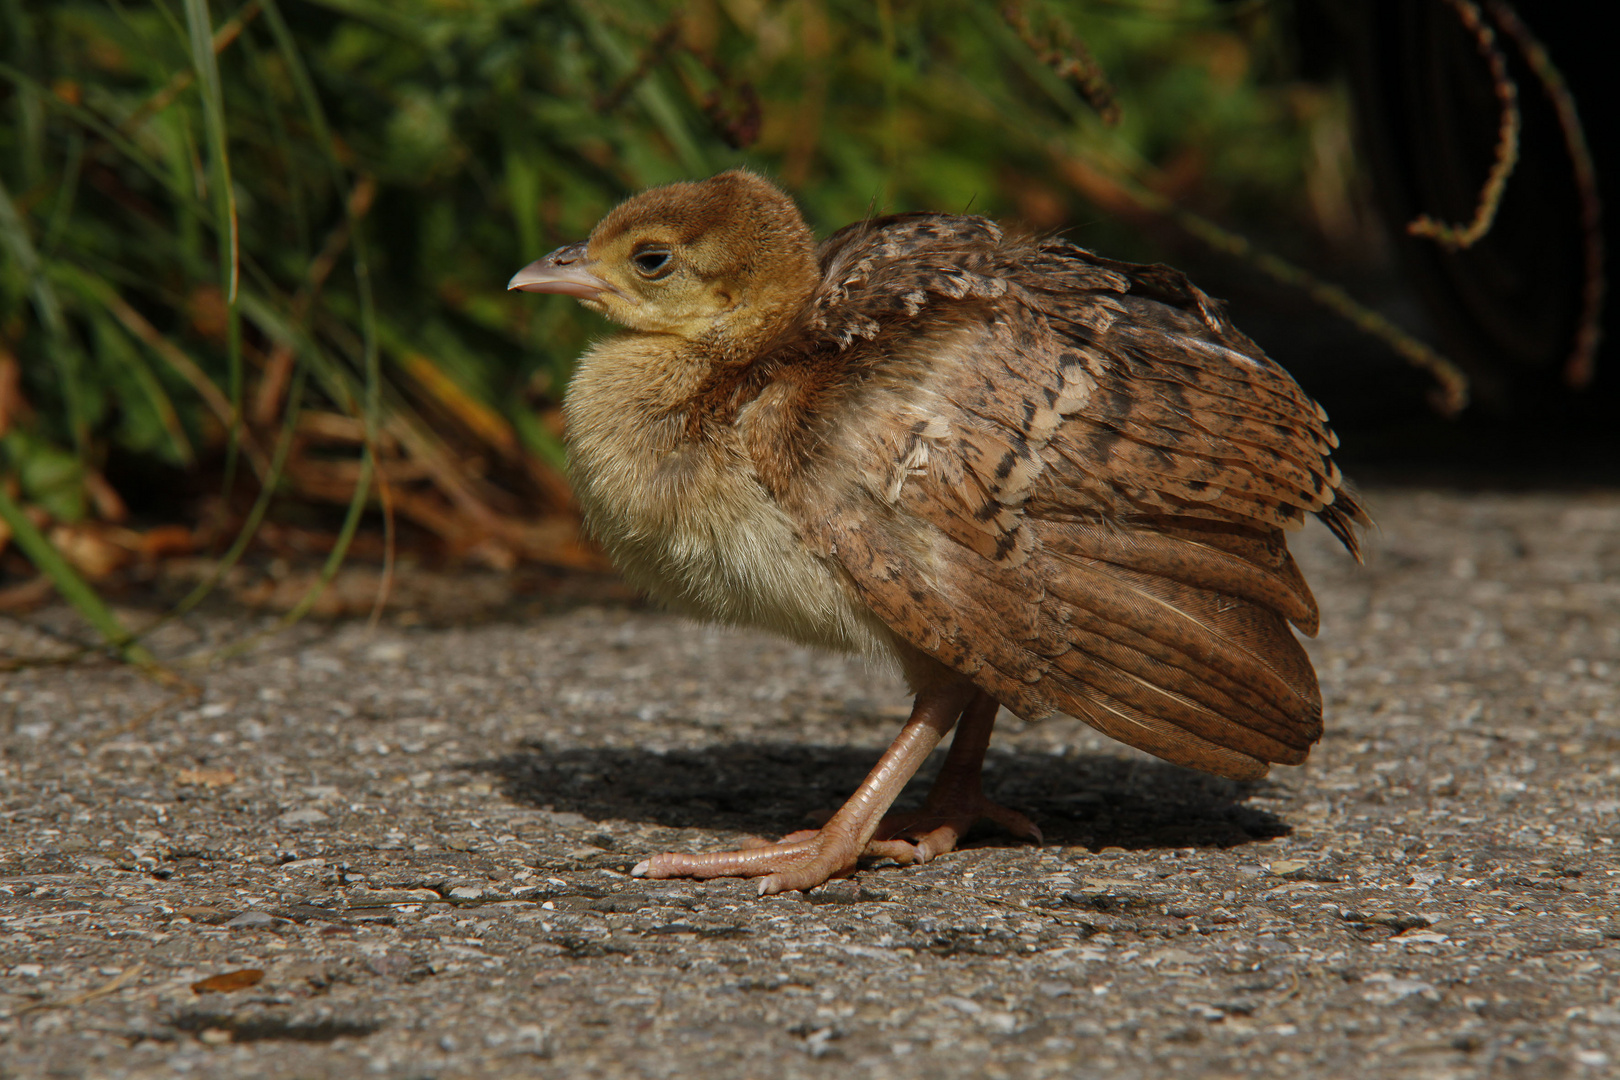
1040, 517, 1320, 634
750, 214, 1362, 774
545, 174, 1365, 794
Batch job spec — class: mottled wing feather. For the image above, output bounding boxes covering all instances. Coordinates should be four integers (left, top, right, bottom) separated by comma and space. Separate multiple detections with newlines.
1041, 517, 1320, 638
818, 509, 1052, 717
785, 217, 1365, 780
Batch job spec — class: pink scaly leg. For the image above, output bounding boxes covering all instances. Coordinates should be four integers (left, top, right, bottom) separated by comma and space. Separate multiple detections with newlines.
861, 690, 1042, 864
632, 682, 976, 895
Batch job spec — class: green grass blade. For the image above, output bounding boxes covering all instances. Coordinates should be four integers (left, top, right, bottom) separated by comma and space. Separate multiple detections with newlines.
260, 0, 381, 576
0, 0, 46, 190
0, 63, 221, 226
279, 446, 373, 627
0, 173, 86, 455
296, 0, 425, 44
576, 6, 714, 178
0, 485, 157, 669
181, 0, 244, 492
40, 131, 85, 259
161, 363, 307, 626
51, 262, 197, 466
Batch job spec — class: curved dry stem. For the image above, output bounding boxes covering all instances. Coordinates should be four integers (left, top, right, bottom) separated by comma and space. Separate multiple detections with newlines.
1484, 1, 1605, 389
1404, 0, 1521, 251
1053, 152, 1471, 415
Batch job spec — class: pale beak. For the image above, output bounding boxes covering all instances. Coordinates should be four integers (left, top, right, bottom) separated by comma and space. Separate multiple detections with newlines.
507, 242, 623, 302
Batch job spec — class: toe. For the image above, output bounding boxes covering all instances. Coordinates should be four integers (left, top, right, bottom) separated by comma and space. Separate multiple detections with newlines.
862, 838, 925, 864
982, 800, 1043, 844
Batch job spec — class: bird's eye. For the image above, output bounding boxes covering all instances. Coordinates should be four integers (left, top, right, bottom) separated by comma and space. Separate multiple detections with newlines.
631, 246, 674, 279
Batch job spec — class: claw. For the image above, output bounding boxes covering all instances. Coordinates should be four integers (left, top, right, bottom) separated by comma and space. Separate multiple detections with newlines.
624, 688, 1038, 892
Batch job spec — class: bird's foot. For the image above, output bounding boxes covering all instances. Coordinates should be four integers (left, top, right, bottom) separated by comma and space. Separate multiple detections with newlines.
628, 794, 1041, 895
630, 685, 1005, 894
777, 794, 1039, 865
866, 794, 1043, 864
631, 828, 866, 896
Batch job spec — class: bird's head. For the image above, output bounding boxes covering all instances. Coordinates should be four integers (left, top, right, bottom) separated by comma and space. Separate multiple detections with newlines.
509, 170, 818, 355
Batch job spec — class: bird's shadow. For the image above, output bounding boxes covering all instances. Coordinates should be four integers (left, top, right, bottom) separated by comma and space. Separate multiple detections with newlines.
467, 741, 1291, 853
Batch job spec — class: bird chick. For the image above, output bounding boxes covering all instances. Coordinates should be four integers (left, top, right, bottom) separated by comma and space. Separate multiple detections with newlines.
511, 170, 1366, 895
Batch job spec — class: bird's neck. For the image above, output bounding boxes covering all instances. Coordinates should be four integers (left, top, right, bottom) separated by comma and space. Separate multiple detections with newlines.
564, 305, 819, 488
571, 332, 718, 429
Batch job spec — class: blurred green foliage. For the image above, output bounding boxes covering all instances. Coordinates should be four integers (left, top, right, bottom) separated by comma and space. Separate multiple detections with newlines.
1, 0, 1352, 547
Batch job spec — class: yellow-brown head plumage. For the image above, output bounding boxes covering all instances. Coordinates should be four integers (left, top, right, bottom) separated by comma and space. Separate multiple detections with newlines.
512, 170, 818, 352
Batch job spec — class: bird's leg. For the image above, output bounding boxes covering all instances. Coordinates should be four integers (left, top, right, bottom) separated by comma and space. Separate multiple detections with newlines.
632, 682, 975, 895
860, 690, 1042, 864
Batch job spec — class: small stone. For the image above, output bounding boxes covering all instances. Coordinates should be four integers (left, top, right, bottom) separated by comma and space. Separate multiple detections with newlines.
978, 1010, 1019, 1033
448, 886, 485, 901
542, 810, 589, 828
280, 857, 326, 872
1148, 948, 1203, 969
345, 887, 442, 907
276, 808, 329, 827
1360, 973, 1437, 1005
366, 642, 408, 663
802, 1028, 837, 1058
224, 910, 277, 929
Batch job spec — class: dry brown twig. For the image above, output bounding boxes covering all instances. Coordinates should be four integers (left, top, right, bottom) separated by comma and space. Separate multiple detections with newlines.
97, 288, 274, 476
990, 4, 1466, 412
115, 3, 262, 139
1000, 2, 1121, 126
14, 965, 146, 1016
252, 175, 378, 428
595, 15, 762, 150
1482, 1, 1605, 388
1404, 0, 1521, 250
1054, 153, 1472, 415
595, 19, 683, 114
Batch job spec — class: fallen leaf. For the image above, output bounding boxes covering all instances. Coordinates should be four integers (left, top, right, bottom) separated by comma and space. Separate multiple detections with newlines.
139, 525, 194, 559
0, 577, 55, 613
48, 524, 130, 580
191, 969, 264, 994
83, 470, 128, 523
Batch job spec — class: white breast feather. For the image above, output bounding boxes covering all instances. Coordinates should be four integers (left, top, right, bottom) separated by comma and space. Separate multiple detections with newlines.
564, 341, 897, 662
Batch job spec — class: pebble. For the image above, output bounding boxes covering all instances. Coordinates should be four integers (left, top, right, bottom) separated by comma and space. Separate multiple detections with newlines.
224, 910, 277, 929
276, 808, 330, 827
